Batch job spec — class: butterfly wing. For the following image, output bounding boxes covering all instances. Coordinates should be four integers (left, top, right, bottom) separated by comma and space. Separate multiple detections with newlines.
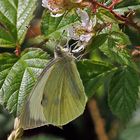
20, 55, 87, 129
42, 58, 87, 125
19, 59, 58, 130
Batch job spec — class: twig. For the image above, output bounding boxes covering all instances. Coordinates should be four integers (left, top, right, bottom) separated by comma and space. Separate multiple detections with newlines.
88, 99, 109, 140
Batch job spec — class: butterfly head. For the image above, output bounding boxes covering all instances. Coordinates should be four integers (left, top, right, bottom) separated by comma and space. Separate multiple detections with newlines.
54, 45, 73, 60
55, 46, 62, 55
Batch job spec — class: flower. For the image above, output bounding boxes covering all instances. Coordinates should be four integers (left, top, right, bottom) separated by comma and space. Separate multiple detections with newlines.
68, 9, 96, 52
70, 0, 82, 3
42, 0, 65, 17
42, 0, 83, 17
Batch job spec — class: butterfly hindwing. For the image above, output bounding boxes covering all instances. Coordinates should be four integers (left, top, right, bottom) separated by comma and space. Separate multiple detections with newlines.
42, 58, 87, 125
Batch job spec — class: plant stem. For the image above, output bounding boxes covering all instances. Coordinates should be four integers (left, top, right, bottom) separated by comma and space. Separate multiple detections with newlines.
88, 99, 109, 140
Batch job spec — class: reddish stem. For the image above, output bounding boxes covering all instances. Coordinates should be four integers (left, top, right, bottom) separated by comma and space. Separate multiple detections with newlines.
108, 0, 122, 10
15, 44, 21, 57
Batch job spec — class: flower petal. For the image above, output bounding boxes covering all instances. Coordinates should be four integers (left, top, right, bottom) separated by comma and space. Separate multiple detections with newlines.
50, 11, 65, 17
42, 0, 65, 17
42, 0, 48, 8
80, 33, 93, 42
76, 8, 89, 27
70, 0, 82, 3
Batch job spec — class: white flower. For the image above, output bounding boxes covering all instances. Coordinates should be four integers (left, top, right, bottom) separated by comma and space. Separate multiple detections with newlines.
80, 33, 93, 42
68, 9, 96, 53
42, 0, 65, 17
42, 0, 83, 17
68, 9, 95, 43
70, 0, 82, 3
76, 8, 90, 27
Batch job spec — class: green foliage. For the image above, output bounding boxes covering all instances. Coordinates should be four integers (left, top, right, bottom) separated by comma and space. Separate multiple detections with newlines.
0, 49, 50, 116
41, 10, 79, 39
97, 8, 118, 23
110, 31, 131, 45
0, 0, 37, 48
114, 5, 140, 15
90, 33, 108, 50
100, 44, 132, 65
99, 29, 132, 66
77, 60, 116, 97
117, 0, 140, 8
109, 66, 139, 120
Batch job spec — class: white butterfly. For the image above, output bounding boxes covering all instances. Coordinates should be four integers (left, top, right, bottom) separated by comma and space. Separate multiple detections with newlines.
20, 46, 87, 129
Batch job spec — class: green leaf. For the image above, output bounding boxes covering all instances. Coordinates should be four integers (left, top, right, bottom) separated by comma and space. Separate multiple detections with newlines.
117, 0, 140, 7
90, 33, 108, 50
97, 8, 119, 23
85, 68, 117, 97
100, 36, 132, 66
41, 10, 79, 39
77, 59, 116, 97
110, 31, 131, 45
108, 66, 139, 121
0, 53, 18, 90
0, 0, 37, 48
0, 48, 50, 116
114, 5, 140, 15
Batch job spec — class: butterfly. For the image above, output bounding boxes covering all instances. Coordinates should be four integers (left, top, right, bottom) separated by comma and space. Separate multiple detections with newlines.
19, 46, 87, 129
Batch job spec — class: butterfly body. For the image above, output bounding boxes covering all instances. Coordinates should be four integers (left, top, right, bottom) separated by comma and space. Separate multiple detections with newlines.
20, 47, 87, 129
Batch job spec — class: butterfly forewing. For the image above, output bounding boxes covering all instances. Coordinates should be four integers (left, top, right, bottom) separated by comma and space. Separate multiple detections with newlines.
19, 59, 58, 129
